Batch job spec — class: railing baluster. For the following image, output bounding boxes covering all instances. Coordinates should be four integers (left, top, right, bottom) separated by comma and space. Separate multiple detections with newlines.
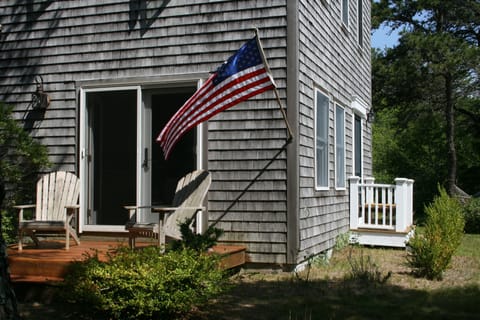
367, 192, 372, 224
381, 187, 386, 226
361, 185, 365, 224
350, 178, 413, 232
388, 187, 393, 227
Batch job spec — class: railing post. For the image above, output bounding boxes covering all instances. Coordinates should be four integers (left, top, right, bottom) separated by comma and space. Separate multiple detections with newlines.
395, 178, 408, 232
349, 176, 360, 230
364, 177, 375, 204
364, 177, 375, 226
407, 179, 414, 226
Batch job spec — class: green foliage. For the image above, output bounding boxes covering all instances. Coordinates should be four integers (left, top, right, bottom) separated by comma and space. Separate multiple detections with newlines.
463, 198, 480, 234
0, 102, 49, 242
296, 231, 353, 283
0, 103, 49, 202
170, 217, 224, 252
407, 186, 465, 280
372, 107, 446, 218
64, 246, 228, 320
371, 1, 480, 215
334, 232, 351, 251
0, 212, 16, 244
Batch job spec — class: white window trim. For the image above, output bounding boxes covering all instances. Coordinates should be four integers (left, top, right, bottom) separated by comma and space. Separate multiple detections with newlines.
352, 113, 364, 180
351, 95, 368, 119
335, 103, 346, 190
351, 96, 368, 180
314, 88, 330, 191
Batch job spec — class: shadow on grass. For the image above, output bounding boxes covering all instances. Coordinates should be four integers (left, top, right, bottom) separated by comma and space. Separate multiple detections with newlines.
13, 275, 480, 320
197, 277, 480, 320
14, 282, 102, 320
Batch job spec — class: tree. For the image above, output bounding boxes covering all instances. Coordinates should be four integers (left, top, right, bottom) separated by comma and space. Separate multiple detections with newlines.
372, 0, 480, 201
0, 102, 49, 319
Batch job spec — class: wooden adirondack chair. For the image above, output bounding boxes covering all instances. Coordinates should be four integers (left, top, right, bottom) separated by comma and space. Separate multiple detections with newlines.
14, 171, 80, 251
125, 170, 211, 248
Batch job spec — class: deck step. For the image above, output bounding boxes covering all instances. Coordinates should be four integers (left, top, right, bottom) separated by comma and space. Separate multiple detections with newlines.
214, 245, 246, 270
9, 257, 67, 282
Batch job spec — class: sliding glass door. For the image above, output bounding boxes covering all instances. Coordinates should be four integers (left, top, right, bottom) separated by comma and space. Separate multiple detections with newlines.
79, 85, 197, 232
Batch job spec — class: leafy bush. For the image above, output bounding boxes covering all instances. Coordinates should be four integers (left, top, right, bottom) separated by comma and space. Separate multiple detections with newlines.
463, 197, 480, 234
64, 247, 228, 320
334, 232, 351, 251
0, 102, 49, 242
170, 217, 223, 252
407, 186, 465, 280
0, 212, 16, 244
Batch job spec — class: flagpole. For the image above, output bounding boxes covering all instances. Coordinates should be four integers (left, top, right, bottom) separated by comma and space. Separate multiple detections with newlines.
253, 28, 294, 143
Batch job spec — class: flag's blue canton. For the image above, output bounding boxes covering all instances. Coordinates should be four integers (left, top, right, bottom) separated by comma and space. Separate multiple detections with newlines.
213, 37, 263, 85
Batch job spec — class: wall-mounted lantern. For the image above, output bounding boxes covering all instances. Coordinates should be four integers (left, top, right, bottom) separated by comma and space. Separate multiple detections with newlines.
31, 76, 50, 110
367, 108, 375, 123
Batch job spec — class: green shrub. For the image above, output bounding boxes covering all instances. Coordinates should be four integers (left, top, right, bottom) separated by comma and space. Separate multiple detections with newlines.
0, 211, 16, 244
64, 246, 228, 320
334, 232, 352, 251
0, 102, 49, 243
463, 197, 480, 234
407, 186, 465, 280
170, 217, 223, 252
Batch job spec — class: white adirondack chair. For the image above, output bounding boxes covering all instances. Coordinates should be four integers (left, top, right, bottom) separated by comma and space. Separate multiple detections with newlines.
125, 170, 211, 248
14, 171, 80, 251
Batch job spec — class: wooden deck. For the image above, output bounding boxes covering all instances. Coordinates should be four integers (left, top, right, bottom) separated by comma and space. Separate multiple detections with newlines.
7, 238, 246, 283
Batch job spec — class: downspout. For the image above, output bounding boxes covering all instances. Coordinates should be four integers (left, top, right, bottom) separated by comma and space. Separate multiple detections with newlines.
286, 0, 300, 265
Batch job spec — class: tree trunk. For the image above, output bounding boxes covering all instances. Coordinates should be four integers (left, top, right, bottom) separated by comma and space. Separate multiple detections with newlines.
0, 181, 20, 320
445, 72, 457, 196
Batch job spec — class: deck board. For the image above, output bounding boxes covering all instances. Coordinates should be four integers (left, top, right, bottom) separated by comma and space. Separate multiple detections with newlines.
7, 239, 245, 283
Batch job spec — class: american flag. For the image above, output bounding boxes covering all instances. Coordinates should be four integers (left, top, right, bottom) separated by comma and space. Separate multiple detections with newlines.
157, 36, 276, 159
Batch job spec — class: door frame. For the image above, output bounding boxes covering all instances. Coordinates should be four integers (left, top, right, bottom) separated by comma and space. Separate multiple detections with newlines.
79, 86, 141, 233
78, 79, 206, 233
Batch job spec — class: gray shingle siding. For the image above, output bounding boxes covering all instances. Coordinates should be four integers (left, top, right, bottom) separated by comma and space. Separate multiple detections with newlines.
296, 0, 371, 262
0, 0, 371, 265
0, 0, 290, 264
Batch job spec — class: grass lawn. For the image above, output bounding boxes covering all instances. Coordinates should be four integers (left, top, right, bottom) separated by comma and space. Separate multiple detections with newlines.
196, 233, 480, 320
16, 234, 480, 319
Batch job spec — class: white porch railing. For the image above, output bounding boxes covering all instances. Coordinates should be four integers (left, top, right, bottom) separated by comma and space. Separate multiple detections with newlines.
349, 177, 414, 233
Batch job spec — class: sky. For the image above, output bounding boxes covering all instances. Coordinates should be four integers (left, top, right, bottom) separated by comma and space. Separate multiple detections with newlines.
371, 26, 400, 49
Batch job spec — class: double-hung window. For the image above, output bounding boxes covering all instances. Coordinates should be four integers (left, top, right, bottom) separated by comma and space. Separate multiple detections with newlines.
354, 114, 363, 177
315, 89, 329, 189
357, 0, 363, 47
342, 0, 349, 27
335, 104, 346, 189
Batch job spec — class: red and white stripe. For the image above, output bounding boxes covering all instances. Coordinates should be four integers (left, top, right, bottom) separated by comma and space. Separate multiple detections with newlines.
157, 64, 275, 159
